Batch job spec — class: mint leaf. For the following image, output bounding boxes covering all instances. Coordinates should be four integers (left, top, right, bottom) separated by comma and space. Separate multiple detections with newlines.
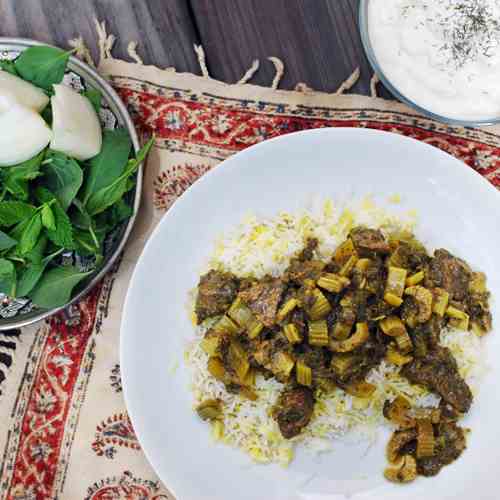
43, 150, 83, 210
41, 204, 56, 230
0, 230, 17, 251
86, 137, 154, 216
0, 201, 36, 226
1, 151, 44, 200
82, 128, 132, 204
0, 258, 16, 296
14, 46, 72, 90
82, 88, 102, 113
35, 188, 74, 249
0, 60, 19, 76
19, 213, 42, 255
30, 266, 92, 308
17, 250, 61, 297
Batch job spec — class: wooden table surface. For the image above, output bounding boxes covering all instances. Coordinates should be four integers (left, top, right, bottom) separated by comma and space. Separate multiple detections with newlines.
0, 0, 391, 98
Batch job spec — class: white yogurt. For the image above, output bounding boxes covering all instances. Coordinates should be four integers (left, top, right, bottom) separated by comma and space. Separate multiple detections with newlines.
369, 0, 500, 121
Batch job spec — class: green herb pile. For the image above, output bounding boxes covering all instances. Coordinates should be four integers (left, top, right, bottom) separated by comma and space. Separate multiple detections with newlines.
0, 46, 153, 309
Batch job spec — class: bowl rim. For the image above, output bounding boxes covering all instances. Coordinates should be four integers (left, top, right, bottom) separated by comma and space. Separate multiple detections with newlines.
358, 0, 500, 128
0, 36, 142, 330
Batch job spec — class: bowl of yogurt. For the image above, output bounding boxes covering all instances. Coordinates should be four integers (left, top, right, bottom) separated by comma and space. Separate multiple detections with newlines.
359, 0, 500, 126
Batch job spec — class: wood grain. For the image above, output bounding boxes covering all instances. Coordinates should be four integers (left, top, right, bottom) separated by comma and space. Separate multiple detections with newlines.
0, 0, 391, 97
0, 0, 201, 72
189, 0, 374, 94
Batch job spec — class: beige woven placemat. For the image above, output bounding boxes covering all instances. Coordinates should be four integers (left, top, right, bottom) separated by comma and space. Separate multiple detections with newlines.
0, 21, 498, 500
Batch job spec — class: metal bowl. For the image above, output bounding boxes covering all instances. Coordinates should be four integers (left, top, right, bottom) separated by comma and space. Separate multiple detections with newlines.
0, 38, 142, 330
358, 0, 500, 127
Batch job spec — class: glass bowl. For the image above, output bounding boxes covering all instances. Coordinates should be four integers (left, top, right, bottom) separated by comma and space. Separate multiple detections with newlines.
358, 0, 500, 127
0, 38, 142, 330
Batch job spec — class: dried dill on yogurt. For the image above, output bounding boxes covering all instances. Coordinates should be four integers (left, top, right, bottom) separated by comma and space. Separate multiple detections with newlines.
402, 0, 500, 71
443, 0, 500, 69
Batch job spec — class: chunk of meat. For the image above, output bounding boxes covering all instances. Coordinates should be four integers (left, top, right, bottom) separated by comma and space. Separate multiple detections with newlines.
195, 270, 239, 323
388, 241, 429, 271
286, 258, 325, 284
298, 238, 319, 261
320, 339, 386, 385
402, 347, 472, 413
417, 423, 466, 477
425, 249, 471, 301
350, 227, 390, 256
273, 386, 315, 439
239, 278, 285, 327
296, 344, 330, 371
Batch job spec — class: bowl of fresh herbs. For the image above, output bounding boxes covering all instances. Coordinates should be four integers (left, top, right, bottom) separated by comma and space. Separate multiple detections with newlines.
0, 38, 152, 329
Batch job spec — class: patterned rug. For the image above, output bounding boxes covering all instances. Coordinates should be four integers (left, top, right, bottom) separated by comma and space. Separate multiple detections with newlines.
0, 24, 499, 500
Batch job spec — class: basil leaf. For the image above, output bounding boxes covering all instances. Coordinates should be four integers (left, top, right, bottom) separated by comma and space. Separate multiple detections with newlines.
17, 250, 61, 297
0, 230, 17, 251
0, 60, 19, 76
41, 204, 56, 231
14, 46, 72, 90
1, 151, 44, 200
0, 201, 37, 226
82, 128, 132, 204
19, 213, 42, 255
30, 266, 92, 308
43, 150, 83, 210
0, 258, 16, 296
86, 137, 154, 216
82, 88, 102, 114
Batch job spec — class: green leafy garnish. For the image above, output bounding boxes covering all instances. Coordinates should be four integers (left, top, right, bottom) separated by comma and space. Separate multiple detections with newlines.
41, 204, 56, 231
83, 88, 102, 113
86, 137, 154, 215
35, 188, 73, 248
17, 250, 61, 297
42, 150, 83, 210
14, 46, 73, 90
0, 60, 19, 76
0, 230, 17, 251
19, 213, 43, 255
0, 201, 37, 226
1, 151, 44, 200
0, 45, 155, 309
0, 259, 16, 297
82, 128, 132, 204
29, 266, 92, 308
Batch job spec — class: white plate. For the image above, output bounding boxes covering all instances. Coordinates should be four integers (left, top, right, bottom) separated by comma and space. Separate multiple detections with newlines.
121, 128, 500, 500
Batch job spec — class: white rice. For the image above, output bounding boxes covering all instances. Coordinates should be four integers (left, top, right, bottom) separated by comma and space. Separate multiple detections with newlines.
185, 197, 485, 466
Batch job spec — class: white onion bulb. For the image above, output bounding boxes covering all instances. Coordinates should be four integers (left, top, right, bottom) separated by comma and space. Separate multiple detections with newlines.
50, 84, 102, 161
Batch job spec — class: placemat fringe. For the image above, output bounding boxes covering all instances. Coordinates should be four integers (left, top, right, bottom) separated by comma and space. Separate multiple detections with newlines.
127, 41, 144, 65
335, 67, 360, 94
68, 36, 96, 67
194, 44, 210, 78
237, 59, 260, 84
370, 73, 380, 98
268, 57, 285, 89
95, 19, 116, 63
